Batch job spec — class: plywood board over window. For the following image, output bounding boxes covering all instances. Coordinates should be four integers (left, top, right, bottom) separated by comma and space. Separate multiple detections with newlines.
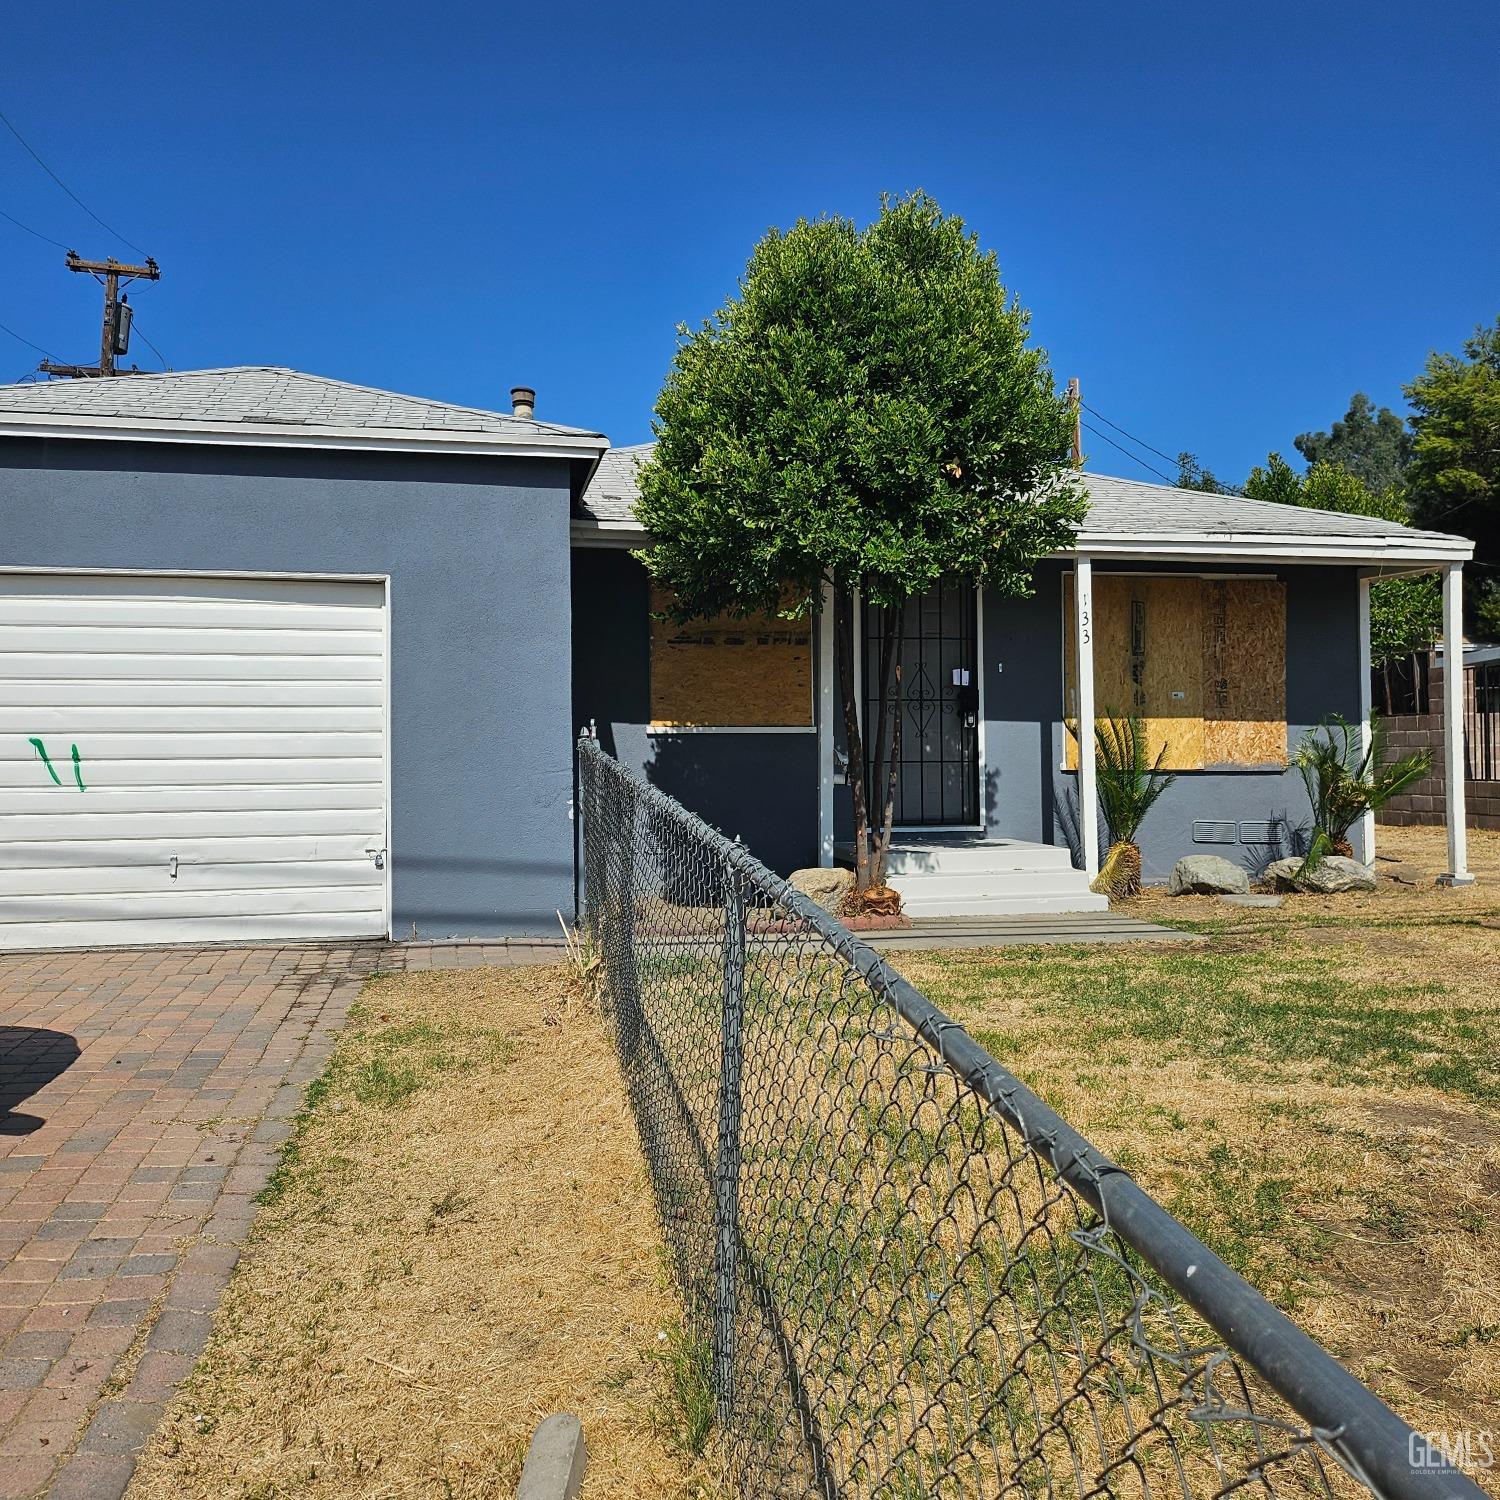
1201, 579, 1287, 766
1064, 576, 1287, 770
649, 585, 812, 728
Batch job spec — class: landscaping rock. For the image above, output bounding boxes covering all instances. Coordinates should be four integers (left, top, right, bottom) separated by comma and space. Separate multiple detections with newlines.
788, 866, 855, 914
1262, 856, 1377, 894
1167, 855, 1250, 896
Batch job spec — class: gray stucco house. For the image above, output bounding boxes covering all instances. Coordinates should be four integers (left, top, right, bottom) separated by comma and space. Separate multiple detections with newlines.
0, 367, 1477, 949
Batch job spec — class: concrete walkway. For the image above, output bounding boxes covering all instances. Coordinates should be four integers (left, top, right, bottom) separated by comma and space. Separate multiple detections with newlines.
862, 910, 1199, 950
0, 938, 564, 1500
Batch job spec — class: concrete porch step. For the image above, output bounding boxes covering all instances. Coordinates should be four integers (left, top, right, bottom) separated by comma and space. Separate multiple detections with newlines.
834, 836, 1078, 876
834, 832, 1104, 916
883, 838, 1078, 878
897, 887, 1109, 916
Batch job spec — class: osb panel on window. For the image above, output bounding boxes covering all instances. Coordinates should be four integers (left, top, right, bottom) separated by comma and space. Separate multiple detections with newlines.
1201, 579, 1288, 766
649, 586, 812, 728
1063, 576, 1286, 770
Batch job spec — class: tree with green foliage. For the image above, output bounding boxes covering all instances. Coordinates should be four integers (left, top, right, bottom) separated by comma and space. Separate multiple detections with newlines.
1405, 317, 1500, 636
1294, 392, 1411, 495
635, 193, 1085, 898
1244, 455, 1442, 667
1175, 451, 1232, 494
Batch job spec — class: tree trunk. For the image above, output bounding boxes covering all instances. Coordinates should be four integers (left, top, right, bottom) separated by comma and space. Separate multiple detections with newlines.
834, 588, 871, 893
873, 600, 905, 889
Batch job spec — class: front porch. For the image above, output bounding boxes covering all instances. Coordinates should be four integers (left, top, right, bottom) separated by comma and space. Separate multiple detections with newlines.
834, 832, 1107, 916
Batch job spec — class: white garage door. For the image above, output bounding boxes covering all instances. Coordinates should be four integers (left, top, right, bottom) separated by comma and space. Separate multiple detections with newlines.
0, 573, 389, 950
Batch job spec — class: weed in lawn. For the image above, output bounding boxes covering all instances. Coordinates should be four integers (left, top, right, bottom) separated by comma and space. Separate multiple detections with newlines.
1360, 1193, 1420, 1242
1451, 1323, 1499, 1349
655, 1322, 716, 1458
423, 1183, 478, 1231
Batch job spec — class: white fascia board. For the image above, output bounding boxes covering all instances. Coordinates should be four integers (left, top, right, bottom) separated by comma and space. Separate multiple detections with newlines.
568, 520, 1473, 567
0, 413, 608, 460
570, 519, 650, 548
1062, 532, 1473, 566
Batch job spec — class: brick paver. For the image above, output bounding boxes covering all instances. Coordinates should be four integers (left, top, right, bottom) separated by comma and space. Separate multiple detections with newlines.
0, 937, 564, 1499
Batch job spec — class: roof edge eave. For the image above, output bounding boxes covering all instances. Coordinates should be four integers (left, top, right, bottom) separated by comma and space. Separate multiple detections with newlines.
0, 413, 608, 460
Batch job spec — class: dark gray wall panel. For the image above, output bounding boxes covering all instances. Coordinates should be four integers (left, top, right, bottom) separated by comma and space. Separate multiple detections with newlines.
0, 437, 577, 937
571, 548, 818, 873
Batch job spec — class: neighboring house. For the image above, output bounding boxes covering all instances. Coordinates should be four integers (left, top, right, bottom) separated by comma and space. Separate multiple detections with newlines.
0, 368, 1477, 949
1378, 643, 1500, 832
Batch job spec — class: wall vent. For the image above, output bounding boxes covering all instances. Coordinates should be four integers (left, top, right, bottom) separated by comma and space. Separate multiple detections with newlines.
1238, 820, 1283, 845
1191, 820, 1239, 844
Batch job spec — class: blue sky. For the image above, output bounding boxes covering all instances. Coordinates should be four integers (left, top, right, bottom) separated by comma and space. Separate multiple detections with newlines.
4, 1, 1497, 483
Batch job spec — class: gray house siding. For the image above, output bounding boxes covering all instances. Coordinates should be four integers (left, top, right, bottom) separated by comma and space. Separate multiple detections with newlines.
0, 437, 577, 937
571, 548, 818, 874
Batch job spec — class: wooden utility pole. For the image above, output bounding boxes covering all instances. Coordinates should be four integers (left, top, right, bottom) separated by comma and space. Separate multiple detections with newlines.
1066, 377, 1082, 466
38, 251, 160, 379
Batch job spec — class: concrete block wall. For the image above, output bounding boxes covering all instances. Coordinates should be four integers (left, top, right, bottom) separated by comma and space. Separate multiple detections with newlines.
1376, 665, 1500, 829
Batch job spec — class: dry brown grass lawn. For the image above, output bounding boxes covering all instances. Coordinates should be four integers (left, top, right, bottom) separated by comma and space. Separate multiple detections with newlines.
125, 826, 1499, 1496
127, 963, 716, 1500
894, 825, 1500, 1449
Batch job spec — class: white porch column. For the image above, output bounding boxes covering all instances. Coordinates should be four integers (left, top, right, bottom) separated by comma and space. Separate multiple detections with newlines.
1357, 576, 1376, 865
1074, 556, 1099, 876
1440, 563, 1474, 885
817, 578, 835, 868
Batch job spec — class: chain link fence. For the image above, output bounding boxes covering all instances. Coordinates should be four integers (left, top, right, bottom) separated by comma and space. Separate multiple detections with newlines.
577, 735, 1481, 1500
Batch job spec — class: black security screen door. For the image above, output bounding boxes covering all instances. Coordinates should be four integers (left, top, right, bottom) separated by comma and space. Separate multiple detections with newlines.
862, 583, 980, 827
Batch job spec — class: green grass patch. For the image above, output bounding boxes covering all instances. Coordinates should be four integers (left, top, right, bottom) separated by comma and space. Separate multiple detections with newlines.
931, 943, 1498, 1103
653, 1322, 716, 1458
259, 1002, 513, 1209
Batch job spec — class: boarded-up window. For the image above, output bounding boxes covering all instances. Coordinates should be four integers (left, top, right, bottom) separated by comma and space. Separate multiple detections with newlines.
649, 586, 812, 728
1063, 576, 1287, 769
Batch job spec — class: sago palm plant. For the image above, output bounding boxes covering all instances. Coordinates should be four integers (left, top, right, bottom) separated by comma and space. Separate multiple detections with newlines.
1081, 715, 1176, 897
1293, 714, 1431, 863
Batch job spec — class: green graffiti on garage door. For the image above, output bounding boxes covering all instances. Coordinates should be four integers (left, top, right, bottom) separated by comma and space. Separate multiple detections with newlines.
26, 737, 87, 790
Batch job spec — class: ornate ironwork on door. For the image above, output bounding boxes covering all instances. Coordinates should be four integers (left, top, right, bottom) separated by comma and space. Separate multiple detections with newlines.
862, 583, 979, 826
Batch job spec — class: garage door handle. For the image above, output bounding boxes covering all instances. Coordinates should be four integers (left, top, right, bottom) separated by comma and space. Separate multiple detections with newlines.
366, 848, 386, 870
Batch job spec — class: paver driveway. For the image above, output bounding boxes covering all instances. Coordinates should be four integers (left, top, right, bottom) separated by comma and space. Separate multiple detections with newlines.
0, 939, 562, 1500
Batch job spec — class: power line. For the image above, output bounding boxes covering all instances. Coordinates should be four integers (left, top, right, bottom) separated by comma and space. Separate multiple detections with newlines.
130, 315, 167, 368
0, 204, 71, 250
1079, 421, 1177, 484
0, 315, 58, 360
1080, 401, 1181, 468
0, 106, 151, 258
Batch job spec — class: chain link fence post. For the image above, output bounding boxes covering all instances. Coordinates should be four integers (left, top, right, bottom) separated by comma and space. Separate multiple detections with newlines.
713, 854, 746, 1434
614, 778, 643, 1063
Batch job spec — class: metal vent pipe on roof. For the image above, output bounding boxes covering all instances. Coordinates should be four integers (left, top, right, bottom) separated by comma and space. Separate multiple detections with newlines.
511, 386, 535, 420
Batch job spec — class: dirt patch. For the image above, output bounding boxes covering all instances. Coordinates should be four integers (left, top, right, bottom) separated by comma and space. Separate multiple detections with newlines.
1363, 1096, 1500, 1151
127, 964, 713, 1500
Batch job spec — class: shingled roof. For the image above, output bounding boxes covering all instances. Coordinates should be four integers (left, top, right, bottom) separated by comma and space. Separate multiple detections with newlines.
0, 367, 607, 456
575, 444, 1471, 567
